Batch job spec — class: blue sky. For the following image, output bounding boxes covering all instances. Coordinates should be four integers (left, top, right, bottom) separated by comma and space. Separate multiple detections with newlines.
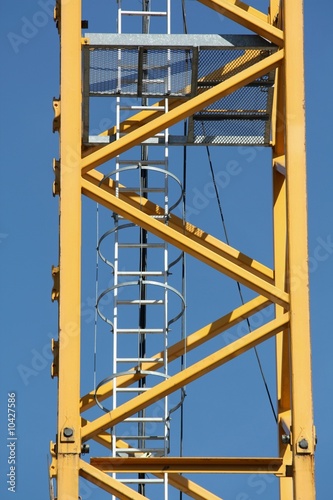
1, 1, 332, 499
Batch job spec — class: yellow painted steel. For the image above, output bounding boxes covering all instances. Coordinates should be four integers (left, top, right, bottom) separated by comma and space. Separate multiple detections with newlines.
201, 0, 269, 22
167, 474, 224, 500
83, 169, 275, 283
80, 295, 271, 412
284, 0, 316, 497
87, 50, 266, 145
53, 0, 316, 498
269, 0, 280, 25
81, 176, 288, 306
81, 314, 289, 442
79, 459, 149, 500
55, 1, 82, 499
197, 0, 283, 46
81, 50, 283, 174
85, 431, 226, 500
90, 456, 285, 474
272, 38, 293, 500
81, 458, 224, 500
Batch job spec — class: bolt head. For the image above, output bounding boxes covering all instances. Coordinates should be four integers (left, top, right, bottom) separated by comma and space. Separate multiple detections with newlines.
81, 444, 90, 455
298, 438, 309, 450
281, 434, 290, 444
63, 427, 74, 438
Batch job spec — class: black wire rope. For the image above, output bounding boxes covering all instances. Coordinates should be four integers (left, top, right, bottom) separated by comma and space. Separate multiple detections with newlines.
204, 140, 278, 424
179, 3, 189, 499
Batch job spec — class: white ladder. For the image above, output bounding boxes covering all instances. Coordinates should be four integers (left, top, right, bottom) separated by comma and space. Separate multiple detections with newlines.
111, 2, 172, 498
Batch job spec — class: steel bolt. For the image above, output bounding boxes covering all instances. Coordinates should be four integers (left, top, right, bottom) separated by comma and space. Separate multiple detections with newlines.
63, 427, 74, 438
298, 438, 309, 450
281, 434, 290, 444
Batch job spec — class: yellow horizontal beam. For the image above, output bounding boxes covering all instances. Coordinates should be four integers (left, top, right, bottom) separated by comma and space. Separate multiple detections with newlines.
81, 313, 289, 441
84, 169, 274, 283
80, 295, 270, 412
82, 176, 288, 307
90, 457, 285, 475
79, 460, 148, 500
198, 0, 283, 46
87, 431, 224, 500
81, 50, 283, 174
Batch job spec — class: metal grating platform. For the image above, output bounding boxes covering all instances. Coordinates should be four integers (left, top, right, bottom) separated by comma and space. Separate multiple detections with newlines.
83, 34, 277, 146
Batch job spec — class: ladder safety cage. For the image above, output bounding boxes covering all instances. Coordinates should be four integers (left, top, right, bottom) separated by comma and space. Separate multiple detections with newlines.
91, 2, 186, 498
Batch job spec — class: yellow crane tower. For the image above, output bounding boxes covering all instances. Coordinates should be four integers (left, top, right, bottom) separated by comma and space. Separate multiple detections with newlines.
49, 1, 316, 499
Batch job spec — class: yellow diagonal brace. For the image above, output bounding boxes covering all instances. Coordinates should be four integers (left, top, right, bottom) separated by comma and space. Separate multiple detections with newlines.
87, 50, 264, 145
79, 460, 148, 500
81, 50, 284, 174
203, 0, 268, 21
82, 176, 288, 307
80, 295, 270, 412
81, 313, 289, 441
83, 169, 274, 283
168, 474, 223, 500
197, 0, 283, 46
86, 428, 224, 500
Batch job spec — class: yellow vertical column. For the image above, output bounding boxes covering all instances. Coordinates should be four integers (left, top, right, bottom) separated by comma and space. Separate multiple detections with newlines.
284, 0, 316, 498
271, 5, 292, 499
57, 1, 82, 499
271, 0, 293, 493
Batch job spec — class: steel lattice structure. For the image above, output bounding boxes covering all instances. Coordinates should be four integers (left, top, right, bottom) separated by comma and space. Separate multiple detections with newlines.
49, 1, 316, 499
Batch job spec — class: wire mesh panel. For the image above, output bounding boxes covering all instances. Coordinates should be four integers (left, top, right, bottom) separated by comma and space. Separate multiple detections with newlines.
88, 47, 193, 97
90, 48, 139, 95
83, 35, 276, 146
190, 49, 274, 145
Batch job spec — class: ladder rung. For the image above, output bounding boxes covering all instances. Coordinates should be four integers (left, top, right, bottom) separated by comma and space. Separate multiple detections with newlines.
118, 478, 164, 484
142, 78, 165, 84
116, 435, 165, 440
116, 387, 150, 392
116, 447, 166, 453
121, 10, 167, 16
118, 243, 165, 248
117, 299, 164, 305
117, 271, 165, 276
116, 215, 168, 221
116, 328, 165, 334
125, 417, 166, 422
116, 357, 164, 362
118, 187, 165, 193
120, 105, 165, 111
117, 160, 167, 166
118, 132, 165, 139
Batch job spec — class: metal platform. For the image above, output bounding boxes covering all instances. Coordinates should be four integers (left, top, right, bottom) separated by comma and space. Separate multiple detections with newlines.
83, 34, 277, 146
